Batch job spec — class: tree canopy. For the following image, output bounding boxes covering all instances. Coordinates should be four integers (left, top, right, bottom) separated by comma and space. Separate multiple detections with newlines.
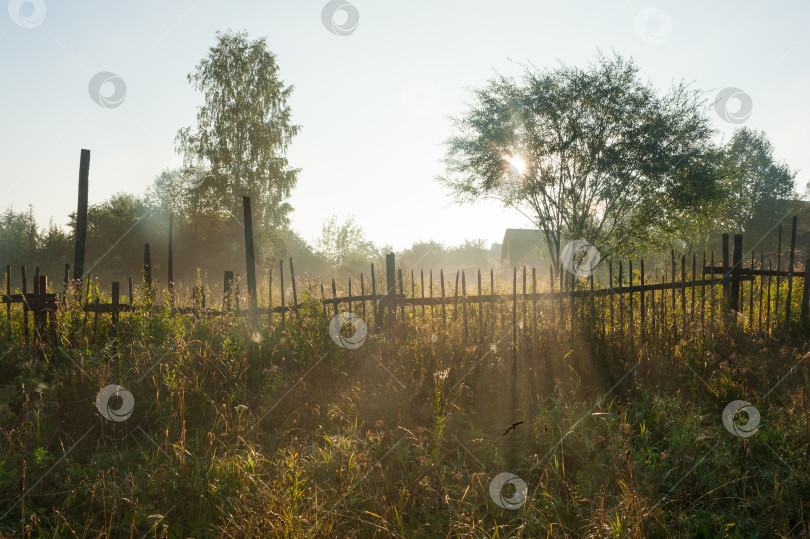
440, 53, 721, 267
176, 30, 300, 231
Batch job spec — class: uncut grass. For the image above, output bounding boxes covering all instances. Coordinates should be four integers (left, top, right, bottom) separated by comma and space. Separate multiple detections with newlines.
0, 279, 808, 537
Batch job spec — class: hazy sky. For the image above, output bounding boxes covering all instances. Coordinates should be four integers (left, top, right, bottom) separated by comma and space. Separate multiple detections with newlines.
2, 1, 809, 250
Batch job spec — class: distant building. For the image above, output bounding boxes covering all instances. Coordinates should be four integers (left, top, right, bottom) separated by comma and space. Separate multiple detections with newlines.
500, 229, 546, 267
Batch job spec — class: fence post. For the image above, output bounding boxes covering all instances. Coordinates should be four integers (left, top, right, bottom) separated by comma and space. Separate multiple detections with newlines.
224, 271, 234, 313
73, 149, 90, 282
242, 197, 258, 325
385, 253, 396, 331
143, 243, 152, 300
5, 266, 10, 340
111, 281, 120, 331
786, 216, 797, 324
801, 258, 810, 324
289, 258, 298, 318
722, 233, 730, 305
168, 213, 174, 307
730, 234, 743, 318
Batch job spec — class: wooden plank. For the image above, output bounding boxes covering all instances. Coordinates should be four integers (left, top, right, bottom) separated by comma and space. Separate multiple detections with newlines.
681, 254, 687, 334
269, 269, 274, 327
111, 281, 120, 331
143, 243, 152, 294
671, 250, 677, 340
21, 266, 28, 347
749, 251, 755, 329
361, 273, 366, 320
710, 251, 715, 337
640, 259, 645, 342
608, 261, 614, 337
722, 233, 730, 302
531, 268, 537, 340
331, 278, 338, 317
550, 265, 556, 326
4, 266, 9, 339
420, 269, 425, 319
775, 225, 782, 324
478, 269, 483, 339
618, 261, 624, 339
73, 149, 90, 281
430, 269, 435, 327
452, 270, 460, 322
461, 271, 468, 342
786, 216, 797, 323
801, 258, 810, 324
701, 252, 706, 338
224, 271, 234, 312
320, 281, 327, 319
730, 234, 743, 316
63, 263, 69, 307
759, 253, 764, 334
289, 258, 299, 318
440, 269, 446, 329
386, 253, 396, 329
490, 269, 495, 336
243, 197, 258, 324
512, 266, 517, 360
168, 213, 174, 306
766, 259, 772, 335
628, 261, 633, 338
371, 263, 377, 328
279, 261, 285, 330
399, 268, 405, 323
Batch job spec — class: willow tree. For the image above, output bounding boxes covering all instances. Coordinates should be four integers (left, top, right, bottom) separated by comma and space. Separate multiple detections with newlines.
176, 30, 300, 236
440, 53, 720, 268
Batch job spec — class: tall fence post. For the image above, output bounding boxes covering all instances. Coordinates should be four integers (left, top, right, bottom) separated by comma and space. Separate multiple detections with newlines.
73, 149, 90, 281
243, 197, 258, 325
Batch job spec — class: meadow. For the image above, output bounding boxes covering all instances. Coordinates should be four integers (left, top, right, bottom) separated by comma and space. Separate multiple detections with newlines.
0, 273, 808, 538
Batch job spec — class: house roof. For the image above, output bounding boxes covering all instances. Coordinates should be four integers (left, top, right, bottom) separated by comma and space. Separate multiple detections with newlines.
501, 229, 546, 263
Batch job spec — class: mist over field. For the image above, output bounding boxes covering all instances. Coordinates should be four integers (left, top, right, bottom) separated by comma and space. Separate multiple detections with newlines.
2, 1, 810, 537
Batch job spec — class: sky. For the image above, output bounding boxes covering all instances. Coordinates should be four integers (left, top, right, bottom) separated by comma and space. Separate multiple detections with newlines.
1, 0, 809, 251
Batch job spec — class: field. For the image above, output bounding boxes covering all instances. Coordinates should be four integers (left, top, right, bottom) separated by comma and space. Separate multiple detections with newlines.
1, 270, 809, 538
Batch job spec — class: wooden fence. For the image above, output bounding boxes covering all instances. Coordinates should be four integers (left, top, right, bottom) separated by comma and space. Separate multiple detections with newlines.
2, 149, 809, 350
3, 218, 810, 350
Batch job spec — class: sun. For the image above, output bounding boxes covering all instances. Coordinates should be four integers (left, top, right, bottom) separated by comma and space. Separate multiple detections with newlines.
506, 155, 527, 179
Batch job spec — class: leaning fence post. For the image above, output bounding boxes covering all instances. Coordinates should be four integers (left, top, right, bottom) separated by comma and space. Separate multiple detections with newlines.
289, 258, 299, 318
73, 149, 90, 282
